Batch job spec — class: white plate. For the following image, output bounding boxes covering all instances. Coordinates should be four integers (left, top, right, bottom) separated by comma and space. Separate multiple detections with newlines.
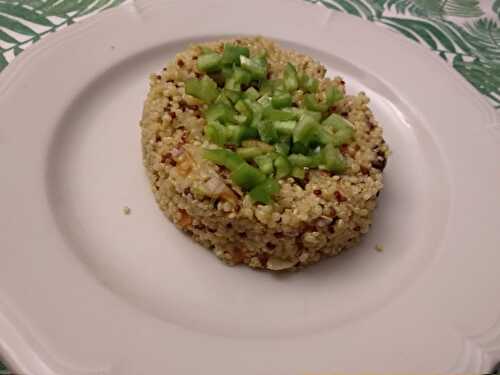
1, 0, 500, 373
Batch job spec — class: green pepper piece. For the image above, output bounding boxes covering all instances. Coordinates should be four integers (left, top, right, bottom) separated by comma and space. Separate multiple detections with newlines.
249, 178, 280, 205
322, 113, 355, 145
257, 95, 272, 112
203, 148, 245, 170
244, 99, 263, 128
257, 120, 279, 144
244, 87, 260, 101
273, 120, 296, 136
223, 88, 242, 104
255, 154, 275, 175
205, 102, 236, 123
291, 141, 308, 154
284, 63, 299, 92
322, 143, 347, 173
293, 114, 319, 145
216, 93, 233, 107
260, 79, 284, 96
304, 94, 329, 112
332, 128, 354, 146
322, 113, 354, 132
291, 166, 305, 179
241, 139, 273, 150
272, 79, 286, 92
240, 55, 267, 80
236, 147, 267, 160
222, 66, 234, 80
325, 86, 344, 105
221, 43, 250, 65
231, 162, 266, 190
316, 127, 335, 145
274, 142, 290, 156
234, 100, 253, 126
197, 53, 222, 73
226, 125, 251, 146
185, 76, 219, 103
263, 108, 298, 122
274, 155, 292, 179
299, 73, 319, 93
288, 153, 319, 168
271, 92, 292, 109
241, 126, 259, 140
205, 121, 226, 146
225, 67, 252, 91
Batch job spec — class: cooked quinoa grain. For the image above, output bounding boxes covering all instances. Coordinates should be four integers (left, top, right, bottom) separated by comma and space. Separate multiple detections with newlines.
140, 37, 389, 270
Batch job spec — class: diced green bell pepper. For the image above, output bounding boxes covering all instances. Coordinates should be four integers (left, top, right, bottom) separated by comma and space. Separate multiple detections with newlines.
197, 53, 222, 73
271, 91, 292, 109
240, 55, 267, 80
205, 121, 226, 146
236, 147, 268, 160
249, 178, 280, 204
316, 127, 335, 145
223, 88, 242, 104
284, 63, 299, 92
291, 141, 308, 154
299, 73, 319, 93
274, 142, 290, 156
273, 120, 296, 136
203, 148, 244, 170
185, 76, 219, 103
244, 87, 260, 101
322, 113, 355, 145
205, 102, 236, 123
260, 79, 285, 96
293, 114, 319, 145
221, 43, 250, 65
255, 154, 275, 175
231, 162, 266, 190
225, 125, 251, 145
241, 139, 274, 150
288, 153, 319, 168
257, 94, 272, 110
304, 94, 329, 112
225, 67, 252, 91
274, 155, 292, 179
234, 99, 253, 126
325, 86, 344, 105
263, 108, 298, 121
322, 143, 347, 173
322, 113, 353, 131
257, 120, 279, 144
291, 166, 305, 179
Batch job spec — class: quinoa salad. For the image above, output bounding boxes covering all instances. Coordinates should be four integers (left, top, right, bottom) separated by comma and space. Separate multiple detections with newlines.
140, 37, 389, 271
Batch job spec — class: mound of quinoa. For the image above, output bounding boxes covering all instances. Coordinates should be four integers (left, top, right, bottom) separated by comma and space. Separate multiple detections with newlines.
140, 37, 389, 271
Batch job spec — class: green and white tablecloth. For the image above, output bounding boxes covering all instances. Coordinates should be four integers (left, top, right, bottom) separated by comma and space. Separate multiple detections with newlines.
0, 0, 499, 372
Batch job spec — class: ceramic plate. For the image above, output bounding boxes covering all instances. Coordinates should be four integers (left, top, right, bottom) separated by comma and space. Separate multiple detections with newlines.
1, 0, 500, 373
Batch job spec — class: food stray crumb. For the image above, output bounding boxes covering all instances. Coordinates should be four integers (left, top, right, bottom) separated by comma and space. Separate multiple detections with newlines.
123, 206, 131, 215
375, 244, 384, 252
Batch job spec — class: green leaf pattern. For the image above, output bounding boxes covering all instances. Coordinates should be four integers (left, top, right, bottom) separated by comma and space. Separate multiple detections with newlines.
312, 0, 500, 108
0, 0, 126, 72
0, 0, 498, 108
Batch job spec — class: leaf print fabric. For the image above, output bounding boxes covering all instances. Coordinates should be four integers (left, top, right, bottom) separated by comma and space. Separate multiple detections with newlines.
311, 0, 500, 108
0, 0, 498, 107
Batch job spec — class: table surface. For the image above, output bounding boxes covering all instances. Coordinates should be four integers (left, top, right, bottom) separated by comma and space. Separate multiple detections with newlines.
0, 0, 499, 373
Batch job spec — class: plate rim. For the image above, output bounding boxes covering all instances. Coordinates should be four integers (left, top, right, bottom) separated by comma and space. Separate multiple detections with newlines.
1, 0, 499, 373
